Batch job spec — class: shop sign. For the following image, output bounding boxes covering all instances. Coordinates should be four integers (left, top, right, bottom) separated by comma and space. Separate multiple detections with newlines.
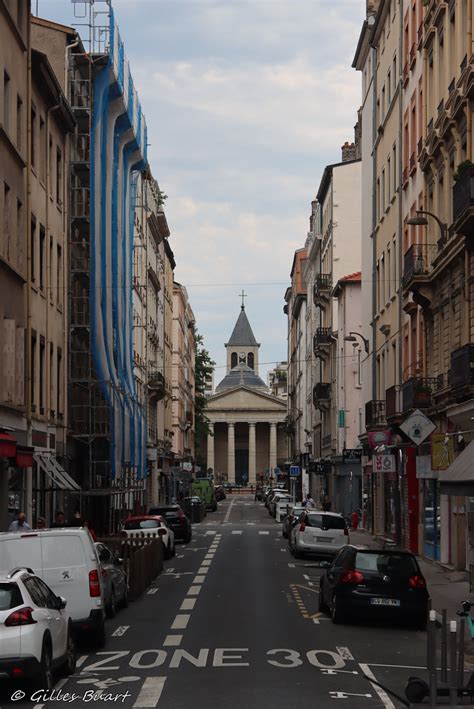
182, 461, 193, 471
416, 455, 438, 480
431, 433, 454, 471
311, 460, 331, 474
373, 454, 396, 473
342, 448, 362, 464
400, 409, 436, 445
368, 430, 392, 449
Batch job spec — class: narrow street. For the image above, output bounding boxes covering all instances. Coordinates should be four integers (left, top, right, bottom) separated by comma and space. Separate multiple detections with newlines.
1, 497, 429, 709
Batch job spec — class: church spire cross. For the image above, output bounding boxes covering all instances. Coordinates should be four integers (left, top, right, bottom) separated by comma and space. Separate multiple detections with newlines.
239, 289, 247, 310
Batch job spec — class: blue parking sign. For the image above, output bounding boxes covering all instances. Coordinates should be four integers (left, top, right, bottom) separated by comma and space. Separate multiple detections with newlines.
289, 465, 300, 477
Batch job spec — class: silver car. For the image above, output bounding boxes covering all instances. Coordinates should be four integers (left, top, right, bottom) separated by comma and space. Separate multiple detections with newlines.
95, 543, 128, 618
289, 511, 349, 558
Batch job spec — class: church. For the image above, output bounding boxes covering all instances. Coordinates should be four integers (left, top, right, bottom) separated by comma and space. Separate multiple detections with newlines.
204, 303, 287, 485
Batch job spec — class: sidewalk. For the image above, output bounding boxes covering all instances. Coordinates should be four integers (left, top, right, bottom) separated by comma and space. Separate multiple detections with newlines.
350, 529, 474, 655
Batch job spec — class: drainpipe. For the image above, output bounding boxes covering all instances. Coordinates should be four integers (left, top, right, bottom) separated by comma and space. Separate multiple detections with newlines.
396, 0, 404, 548
467, 0, 472, 159
370, 42, 378, 536
64, 36, 80, 96
25, 12, 33, 526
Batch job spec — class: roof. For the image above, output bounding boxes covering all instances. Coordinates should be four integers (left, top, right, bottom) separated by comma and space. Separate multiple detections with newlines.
316, 159, 361, 205
215, 364, 268, 392
226, 308, 259, 347
333, 272, 362, 297
341, 271, 361, 282
439, 441, 474, 495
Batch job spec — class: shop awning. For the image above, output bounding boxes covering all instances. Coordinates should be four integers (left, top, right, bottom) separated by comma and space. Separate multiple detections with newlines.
16, 445, 34, 468
0, 433, 16, 458
438, 441, 474, 496
33, 453, 81, 492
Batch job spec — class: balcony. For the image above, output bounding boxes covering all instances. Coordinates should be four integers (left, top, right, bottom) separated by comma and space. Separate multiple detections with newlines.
313, 327, 332, 356
453, 165, 474, 237
313, 383, 331, 408
402, 243, 438, 308
417, 137, 423, 158
402, 166, 409, 189
148, 371, 165, 400
313, 274, 332, 306
385, 386, 402, 422
450, 344, 474, 389
402, 377, 436, 412
365, 400, 386, 429
409, 152, 416, 175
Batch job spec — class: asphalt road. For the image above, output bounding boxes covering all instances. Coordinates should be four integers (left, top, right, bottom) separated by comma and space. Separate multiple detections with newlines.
0, 496, 430, 708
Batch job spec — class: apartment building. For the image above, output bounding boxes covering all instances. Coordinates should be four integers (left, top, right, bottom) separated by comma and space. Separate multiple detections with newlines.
0, 0, 30, 531
267, 361, 288, 400
172, 282, 196, 465
163, 239, 176, 497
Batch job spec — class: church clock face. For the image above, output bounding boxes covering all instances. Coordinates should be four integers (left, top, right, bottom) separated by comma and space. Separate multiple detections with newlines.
239, 352, 246, 364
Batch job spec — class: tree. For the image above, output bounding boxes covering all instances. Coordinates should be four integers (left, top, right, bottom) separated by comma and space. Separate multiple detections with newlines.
194, 333, 215, 463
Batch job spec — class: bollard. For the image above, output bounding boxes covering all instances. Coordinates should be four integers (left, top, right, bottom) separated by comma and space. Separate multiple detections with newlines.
450, 620, 457, 706
441, 608, 448, 683
428, 609, 437, 707
457, 617, 465, 691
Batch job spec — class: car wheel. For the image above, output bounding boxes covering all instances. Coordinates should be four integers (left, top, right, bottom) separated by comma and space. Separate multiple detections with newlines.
94, 618, 106, 649
37, 640, 53, 690
331, 594, 345, 624
106, 587, 116, 618
318, 581, 329, 614
64, 626, 76, 675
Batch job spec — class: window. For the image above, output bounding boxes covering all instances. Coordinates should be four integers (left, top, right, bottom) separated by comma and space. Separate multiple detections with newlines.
16, 199, 22, 270
3, 183, 11, 262
57, 347, 62, 416
49, 134, 53, 195
387, 156, 391, 199
49, 236, 54, 303
392, 143, 397, 188
3, 71, 11, 132
56, 148, 62, 205
387, 245, 391, 298
16, 95, 22, 150
382, 169, 386, 211
31, 330, 37, 408
49, 342, 54, 414
39, 225, 45, 291
30, 106, 36, 168
39, 336, 45, 413
393, 54, 397, 82
39, 117, 45, 183
57, 244, 62, 308
387, 70, 391, 103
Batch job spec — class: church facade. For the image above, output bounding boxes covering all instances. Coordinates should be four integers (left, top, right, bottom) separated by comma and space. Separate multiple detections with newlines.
204, 305, 287, 485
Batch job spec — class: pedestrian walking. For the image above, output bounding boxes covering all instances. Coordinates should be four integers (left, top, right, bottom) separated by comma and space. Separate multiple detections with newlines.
51, 510, 67, 528
36, 516, 46, 529
8, 512, 31, 532
302, 493, 315, 509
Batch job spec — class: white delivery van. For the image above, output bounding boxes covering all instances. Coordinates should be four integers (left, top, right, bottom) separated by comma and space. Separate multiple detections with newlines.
0, 528, 106, 647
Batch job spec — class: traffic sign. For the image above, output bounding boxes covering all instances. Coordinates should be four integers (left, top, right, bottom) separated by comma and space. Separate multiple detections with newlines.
273, 467, 281, 477
289, 465, 300, 477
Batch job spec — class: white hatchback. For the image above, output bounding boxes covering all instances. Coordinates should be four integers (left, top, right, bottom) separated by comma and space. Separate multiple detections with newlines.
289, 511, 349, 558
0, 568, 76, 689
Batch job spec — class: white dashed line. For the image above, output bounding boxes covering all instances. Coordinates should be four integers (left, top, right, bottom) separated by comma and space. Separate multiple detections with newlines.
147, 587, 159, 594
180, 598, 196, 611
163, 635, 183, 647
280, 548, 287, 552
288, 563, 295, 568
201, 560, 212, 566
177, 554, 184, 558
197, 567, 209, 574
171, 614, 190, 630
259, 531, 270, 535
205, 530, 217, 536
188, 585, 202, 596
232, 530, 243, 535
247, 522, 256, 525
358, 664, 395, 708
133, 677, 167, 708
76, 655, 88, 668
111, 625, 129, 637
193, 575, 206, 583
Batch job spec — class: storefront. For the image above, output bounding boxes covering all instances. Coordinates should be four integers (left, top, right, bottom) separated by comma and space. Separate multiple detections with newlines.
439, 440, 474, 572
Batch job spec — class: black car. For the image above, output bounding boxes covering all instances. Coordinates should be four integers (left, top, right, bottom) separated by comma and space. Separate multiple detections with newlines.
319, 545, 429, 628
148, 505, 192, 543
180, 496, 206, 523
215, 485, 226, 502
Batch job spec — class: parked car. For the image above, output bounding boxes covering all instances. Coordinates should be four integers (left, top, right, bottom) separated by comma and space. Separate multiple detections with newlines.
0, 567, 76, 689
122, 516, 175, 559
268, 490, 290, 517
148, 505, 192, 543
0, 528, 106, 647
289, 511, 348, 558
223, 483, 233, 494
181, 496, 206, 523
282, 504, 306, 538
95, 543, 128, 618
318, 545, 429, 628
272, 494, 292, 521
215, 485, 226, 502
190, 479, 217, 511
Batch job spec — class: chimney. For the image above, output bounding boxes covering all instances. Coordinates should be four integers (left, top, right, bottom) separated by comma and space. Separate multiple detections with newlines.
341, 141, 357, 162
367, 0, 380, 16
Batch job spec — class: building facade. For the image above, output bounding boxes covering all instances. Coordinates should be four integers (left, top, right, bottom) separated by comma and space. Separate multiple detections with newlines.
171, 282, 196, 466
267, 361, 288, 400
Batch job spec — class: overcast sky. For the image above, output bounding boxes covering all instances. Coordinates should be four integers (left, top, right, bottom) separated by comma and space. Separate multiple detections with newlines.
38, 0, 364, 386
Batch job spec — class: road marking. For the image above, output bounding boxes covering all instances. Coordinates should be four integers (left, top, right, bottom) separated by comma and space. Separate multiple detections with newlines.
76, 655, 88, 668
223, 497, 236, 523
205, 553, 215, 558
329, 691, 372, 700
280, 548, 287, 552
112, 626, 129, 637
180, 598, 197, 610
247, 522, 256, 525
177, 554, 184, 558
147, 587, 159, 594
193, 575, 206, 583
232, 530, 243, 535
163, 635, 182, 647
197, 567, 209, 574
188, 585, 202, 596
358, 663, 395, 708
167, 568, 175, 573
205, 531, 217, 536
133, 676, 167, 708
303, 574, 310, 580
288, 563, 295, 568
337, 647, 354, 661
259, 531, 270, 535
171, 614, 191, 630
201, 560, 212, 566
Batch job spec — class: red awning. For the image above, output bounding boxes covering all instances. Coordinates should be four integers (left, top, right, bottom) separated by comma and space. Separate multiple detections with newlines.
16, 445, 34, 468
0, 433, 16, 459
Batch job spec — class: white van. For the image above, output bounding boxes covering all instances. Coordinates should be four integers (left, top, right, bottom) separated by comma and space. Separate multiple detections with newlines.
0, 528, 106, 647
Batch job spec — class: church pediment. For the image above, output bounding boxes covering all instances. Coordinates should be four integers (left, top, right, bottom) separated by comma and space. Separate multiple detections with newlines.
206, 385, 287, 412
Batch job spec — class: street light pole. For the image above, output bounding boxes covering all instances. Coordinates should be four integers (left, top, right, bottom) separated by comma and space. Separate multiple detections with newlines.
406, 210, 448, 248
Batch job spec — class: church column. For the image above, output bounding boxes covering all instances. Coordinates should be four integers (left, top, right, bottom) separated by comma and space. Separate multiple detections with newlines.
269, 422, 277, 473
227, 422, 235, 483
207, 422, 215, 473
248, 422, 256, 485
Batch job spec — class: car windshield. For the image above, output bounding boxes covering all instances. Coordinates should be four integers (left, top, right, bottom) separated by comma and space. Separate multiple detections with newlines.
305, 514, 346, 530
190, 497, 202, 503
124, 520, 160, 530
0, 583, 22, 610
355, 551, 418, 576
291, 507, 305, 516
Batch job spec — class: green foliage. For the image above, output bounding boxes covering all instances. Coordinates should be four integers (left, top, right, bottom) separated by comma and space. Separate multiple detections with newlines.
158, 189, 168, 207
194, 333, 215, 458
453, 160, 474, 182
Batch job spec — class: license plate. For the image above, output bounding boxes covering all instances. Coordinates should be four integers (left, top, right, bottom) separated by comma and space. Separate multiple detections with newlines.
316, 536, 334, 543
370, 598, 400, 607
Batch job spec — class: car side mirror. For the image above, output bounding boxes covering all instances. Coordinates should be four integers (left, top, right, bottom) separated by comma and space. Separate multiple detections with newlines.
318, 560, 331, 569
57, 596, 67, 609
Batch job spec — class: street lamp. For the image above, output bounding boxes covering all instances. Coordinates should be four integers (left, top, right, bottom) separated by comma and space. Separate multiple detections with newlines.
344, 331, 369, 354
406, 210, 448, 248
